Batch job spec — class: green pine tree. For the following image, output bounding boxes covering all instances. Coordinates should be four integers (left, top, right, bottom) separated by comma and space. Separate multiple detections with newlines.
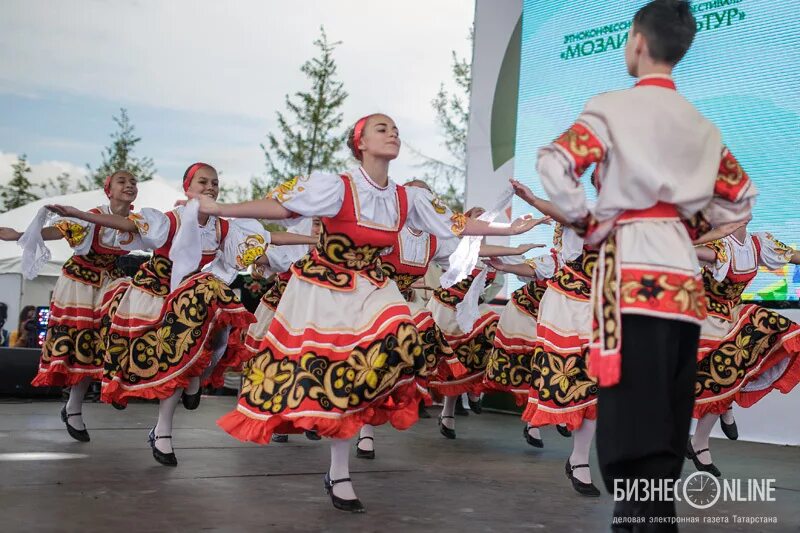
262, 26, 348, 190
413, 27, 473, 212
1, 154, 40, 211
41, 171, 76, 196
84, 108, 156, 189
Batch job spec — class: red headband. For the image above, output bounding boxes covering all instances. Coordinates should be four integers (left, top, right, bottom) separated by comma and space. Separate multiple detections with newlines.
352, 115, 374, 160
103, 175, 113, 198
183, 162, 212, 192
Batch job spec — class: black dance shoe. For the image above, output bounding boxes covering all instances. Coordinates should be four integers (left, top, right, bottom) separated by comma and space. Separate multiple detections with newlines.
439, 415, 456, 439
355, 436, 375, 460
686, 441, 721, 477
454, 400, 469, 417
418, 401, 431, 419
111, 401, 127, 411
60, 406, 90, 442
523, 425, 543, 448
556, 424, 572, 438
304, 430, 322, 441
272, 434, 289, 443
181, 390, 202, 410
147, 427, 178, 467
720, 415, 738, 441
565, 460, 601, 497
467, 396, 483, 414
323, 472, 365, 513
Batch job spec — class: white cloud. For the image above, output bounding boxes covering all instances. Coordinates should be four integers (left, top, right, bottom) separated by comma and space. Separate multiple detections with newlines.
0, 0, 474, 159
0, 151, 88, 188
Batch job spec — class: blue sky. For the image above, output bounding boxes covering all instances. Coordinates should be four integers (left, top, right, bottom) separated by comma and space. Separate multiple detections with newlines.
0, 0, 474, 191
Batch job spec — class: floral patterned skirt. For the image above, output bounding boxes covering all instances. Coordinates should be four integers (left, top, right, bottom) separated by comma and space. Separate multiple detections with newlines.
693, 303, 800, 418
484, 298, 539, 405
521, 287, 597, 431
406, 296, 461, 403
218, 275, 429, 443
32, 270, 127, 387
426, 297, 498, 397
101, 272, 254, 405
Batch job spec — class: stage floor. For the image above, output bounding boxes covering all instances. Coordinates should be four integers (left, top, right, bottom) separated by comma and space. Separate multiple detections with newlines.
1, 398, 798, 532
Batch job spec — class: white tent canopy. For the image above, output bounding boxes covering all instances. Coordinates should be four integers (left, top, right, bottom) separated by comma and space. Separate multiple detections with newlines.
0, 177, 184, 277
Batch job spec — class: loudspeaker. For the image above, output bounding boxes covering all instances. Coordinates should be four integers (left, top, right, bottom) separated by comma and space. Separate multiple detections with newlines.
0, 347, 61, 397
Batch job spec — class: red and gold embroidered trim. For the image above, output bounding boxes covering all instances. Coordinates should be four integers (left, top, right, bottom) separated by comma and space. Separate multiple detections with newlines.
552, 122, 606, 180
715, 149, 751, 202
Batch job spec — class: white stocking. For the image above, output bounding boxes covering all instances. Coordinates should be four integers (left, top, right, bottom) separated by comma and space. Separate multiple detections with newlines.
692, 413, 718, 465
330, 438, 357, 500
569, 419, 596, 484
440, 396, 457, 429
720, 407, 735, 425
65, 377, 92, 430
525, 424, 541, 440
358, 424, 375, 451
154, 388, 183, 454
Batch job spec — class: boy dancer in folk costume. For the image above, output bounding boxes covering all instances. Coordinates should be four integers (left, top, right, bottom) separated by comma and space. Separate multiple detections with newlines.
536, 1, 755, 527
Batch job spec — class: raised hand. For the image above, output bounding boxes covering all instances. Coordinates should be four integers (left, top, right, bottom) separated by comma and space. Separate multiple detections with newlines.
186, 192, 222, 216
515, 242, 546, 254
46, 204, 82, 218
510, 178, 537, 206
0, 227, 22, 241
509, 215, 547, 235
484, 258, 508, 272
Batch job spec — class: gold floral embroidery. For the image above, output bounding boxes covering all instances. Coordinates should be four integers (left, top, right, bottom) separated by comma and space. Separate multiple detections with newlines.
237, 234, 267, 268
450, 212, 467, 235
532, 346, 598, 406
240, 323, 423, 414
696, 307, 792, 398
268, 175, 308, 203
763, 232, 794, 262
430, 194, 447, 215
55, 220, 89, 247
127, 213, 150, 234
705, 240, 728, 264
104, 273, 242, 385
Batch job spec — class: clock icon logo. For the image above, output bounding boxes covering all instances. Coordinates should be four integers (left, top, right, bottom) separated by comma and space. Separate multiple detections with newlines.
682, 471, 721, 509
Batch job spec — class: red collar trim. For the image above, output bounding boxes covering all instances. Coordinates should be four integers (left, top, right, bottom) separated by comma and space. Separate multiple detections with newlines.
635, 77, 676, 90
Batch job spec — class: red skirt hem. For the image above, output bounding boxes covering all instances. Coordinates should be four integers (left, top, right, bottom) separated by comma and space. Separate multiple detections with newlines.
31, 368, 102, 387
218, 381, 422, 443
693, 334, 800, 417
521, 401, 597, 431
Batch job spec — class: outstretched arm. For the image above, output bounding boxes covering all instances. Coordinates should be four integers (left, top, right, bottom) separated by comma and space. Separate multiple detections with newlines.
46, 205, 137, 233
0, 226, 73, 241
188, 193, 294, 220
479, 243, 544, 257
269, 231, 319, 246
485, 258, 536, 278
693, 219, 750, 245
462, 215, 551, 237
695, 246, 717, 263
509, 179, 571, 225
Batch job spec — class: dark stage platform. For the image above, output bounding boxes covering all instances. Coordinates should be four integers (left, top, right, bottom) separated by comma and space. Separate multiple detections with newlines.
1, 398, 797, 532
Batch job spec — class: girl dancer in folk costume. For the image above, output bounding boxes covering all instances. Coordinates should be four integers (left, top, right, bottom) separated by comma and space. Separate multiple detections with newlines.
426, 207, 548, 439
688, 225, 800, 477
485, 234, 574, 448
246, 218, 324, 444
0, 171, 141, 442
198, 114, 542, 512
50, 163, 315, 466
516, 223, 601, 496
355, 179, 541, 459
